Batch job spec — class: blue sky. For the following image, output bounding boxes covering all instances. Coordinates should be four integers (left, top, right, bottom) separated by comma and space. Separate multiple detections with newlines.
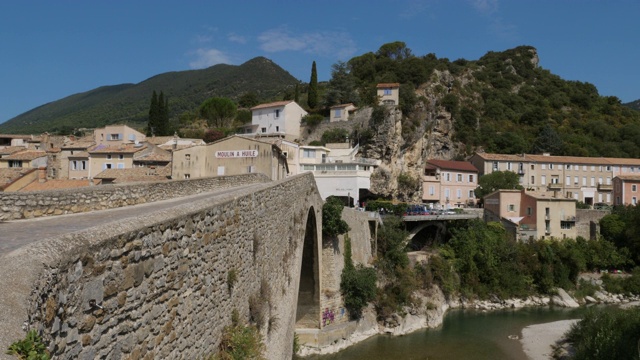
0, 0, 638, 124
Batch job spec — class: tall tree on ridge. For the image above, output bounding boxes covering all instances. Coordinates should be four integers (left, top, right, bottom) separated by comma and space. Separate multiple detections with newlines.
308, 61, 318, 109
147, 90, 159, 136
157, 91, 170, 136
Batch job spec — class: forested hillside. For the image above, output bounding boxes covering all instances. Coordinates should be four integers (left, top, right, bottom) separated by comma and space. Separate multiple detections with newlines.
0, 57, 299, 134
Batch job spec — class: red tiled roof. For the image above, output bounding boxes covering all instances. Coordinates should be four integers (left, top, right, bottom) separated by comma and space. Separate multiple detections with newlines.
0, 146, 27, 156
88, 143, 146, 154
2, 150, 47, 161
330, 103, 356, 109
21, 179, 98, 192
62, 141, 95, 150
473, 152, 640, 166
426, 159, 478, 172
376, 83, 400, 88
250, 100, 294, 110
615, 175, 640, 181
93, 166, 171, 183
0, 168, 33, 186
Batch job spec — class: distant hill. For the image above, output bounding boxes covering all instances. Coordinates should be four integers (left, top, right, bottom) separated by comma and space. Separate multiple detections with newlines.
0, 57, 299, 134
624, 99, 640, 111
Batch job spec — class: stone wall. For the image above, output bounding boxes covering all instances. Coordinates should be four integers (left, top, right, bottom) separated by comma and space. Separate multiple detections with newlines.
0, 173, 270, 221
0, 173, 323, 360
576, 209, 609, 240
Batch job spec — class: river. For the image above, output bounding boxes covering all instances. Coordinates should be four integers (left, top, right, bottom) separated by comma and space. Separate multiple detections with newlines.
298, 307, 590, 360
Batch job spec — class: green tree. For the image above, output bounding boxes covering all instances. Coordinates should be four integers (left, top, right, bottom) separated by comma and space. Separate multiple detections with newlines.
308, 61, 318, 109
475, 171, 524, 199
324, 61, 359, 107
340, 235, 377, 319
322, 196, 350, 237
531, 124, 564, 154
238, 92, 259, 108
147, 90, 159, 136
199, 97, 237, 128
156, 91, 170, 136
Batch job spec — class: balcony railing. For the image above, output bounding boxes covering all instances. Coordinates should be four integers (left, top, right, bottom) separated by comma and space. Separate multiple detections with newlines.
547, 182, 562, 190
597, 183, 613, 191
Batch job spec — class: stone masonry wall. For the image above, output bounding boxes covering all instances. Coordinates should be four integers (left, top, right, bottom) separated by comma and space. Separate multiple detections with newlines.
576, 209, 610, 240
319, 208, 376, 328
0, 173, 323, 360
0, 173, 270, 221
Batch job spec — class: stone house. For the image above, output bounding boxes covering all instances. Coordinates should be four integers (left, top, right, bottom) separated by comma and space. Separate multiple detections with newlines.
422, 159, 478, 208
329, 103, 357, 122
249, 100, 308, 141
376, 83, 400, 105
171, 135, 288, 181
613, 174, 640, 205
484, 189, 577, 241
0, 150, 47, 169
88, 143, 148, 178
94, 124, 146, 145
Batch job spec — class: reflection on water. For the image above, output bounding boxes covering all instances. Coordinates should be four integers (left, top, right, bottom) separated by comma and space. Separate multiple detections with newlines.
298, 307, 590, 360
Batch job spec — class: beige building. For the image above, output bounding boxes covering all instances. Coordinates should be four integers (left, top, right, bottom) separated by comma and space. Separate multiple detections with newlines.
94, 124, 146, 145
422, 159, 479, 208
484, 189, 577, 241
171, 135, 288, 180
298, 142, 379, 206
0, 150, 47, 169
376, 83, 400, 105
613, 175, 640, 206
329, 103, 357, 122
470, 152, 640, 206
88, 143, 147, 178
248, 100, 308, 141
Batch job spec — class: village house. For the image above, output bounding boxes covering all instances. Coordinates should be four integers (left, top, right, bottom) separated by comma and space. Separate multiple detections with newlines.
246, 100, 308, 141
470, 152, 640, 206
484, 189, 577, 241
376, 83, 400, 105
87, 143, 148, 179
0, 149, 47, 169
613, 175, 640, 205
329, 103, 357, 122
298, 142, 379, 207
422, 159, 479, 209
171, 135, 288, 181
94, 124, 146, 145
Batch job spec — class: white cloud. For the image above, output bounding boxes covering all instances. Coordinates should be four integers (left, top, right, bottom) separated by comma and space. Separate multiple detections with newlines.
258, 27, 357, 59
228, 33, 247, 44
188, 48, 231, 69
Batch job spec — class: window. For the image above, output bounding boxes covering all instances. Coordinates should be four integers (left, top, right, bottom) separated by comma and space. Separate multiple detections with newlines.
107, 154, 112, 160
104, 163, 113, 170
457, 174, 462, 182
531, 164, 535, 170
334, 109, 342, 118
71, 160, 78, 170
549, 163, 553, 170
574, 176, 579, 185
542, 164, 546, 170
274, 109, 280, 118
445, 188, 450, 200
633, 184, 638, 192
583, 176, 587, 186
457, 189, 462, 199
468, 190, 474, 198
531, 176, 535, 184
583, 165, 587, 171
9, 160, 22, 168
566, 176, 571, 186
248, 165, 255, 173
591, 165, 595, 171
302, 165, 314, 171
508, 204, 515, 212
129, 134, 136, 141
429, 186, 435, 195
507, 162, 512, 170
117, 163, 125, 169
527, 207, 532, 216
468, 174, 474, 183
217, 166, 225, 176
184, 174, 190, 179
492, 161, 498, 171
541, 175, 546, 185
261, 127, 266, 133
384, 88, 392, 95
185, 154, 191, 160
591, 177, 595, 186
561, 221, 574, 230
119, 154, 124, 160
303, 149, 316, 158
445, 173, 451, 181
275, 126, 279, 132
109, 133, 121, 141
599, 177, 603, 185
633, 197, 637, 206
565, 164, 571, 170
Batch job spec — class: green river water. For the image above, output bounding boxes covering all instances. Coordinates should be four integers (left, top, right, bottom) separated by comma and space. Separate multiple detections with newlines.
300, 307, 591, 360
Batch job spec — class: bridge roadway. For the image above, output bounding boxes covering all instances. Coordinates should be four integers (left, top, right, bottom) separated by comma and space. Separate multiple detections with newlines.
402, 213, 482, 221
0, 183, 262, 256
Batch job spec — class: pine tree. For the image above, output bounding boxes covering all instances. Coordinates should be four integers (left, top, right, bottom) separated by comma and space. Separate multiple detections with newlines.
308, 61, 318, 109
147, 91, 159, 136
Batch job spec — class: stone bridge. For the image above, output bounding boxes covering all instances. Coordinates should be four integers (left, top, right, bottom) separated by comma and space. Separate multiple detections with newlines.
403, 212, 482, 250
0, 173, 328, 359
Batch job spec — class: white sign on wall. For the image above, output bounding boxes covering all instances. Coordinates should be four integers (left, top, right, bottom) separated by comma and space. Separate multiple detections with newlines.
215, 150, 258, 158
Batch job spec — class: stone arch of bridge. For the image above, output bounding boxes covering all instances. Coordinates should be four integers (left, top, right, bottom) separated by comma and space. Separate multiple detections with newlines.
295, 206, 321, 329
407, 222, 447, 251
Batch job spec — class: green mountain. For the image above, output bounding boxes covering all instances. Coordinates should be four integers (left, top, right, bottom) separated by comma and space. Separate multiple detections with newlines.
0, 57, 299, 134
624, 99, 640, 111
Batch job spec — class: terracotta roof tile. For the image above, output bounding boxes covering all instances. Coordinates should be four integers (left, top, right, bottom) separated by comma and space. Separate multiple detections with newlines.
474, 152, 640, 166
93, 166, 171, 183
615, 175, 640, 181
21, 179, 98, 192
0, 146, 28, 156
376, 83, 400, 88
330, 103, 356, 109
250, 100, 294, 110
89, 143, 146, 154
0, 168, 33, 186
426, 159, 478, 172
2, 150, 47, 161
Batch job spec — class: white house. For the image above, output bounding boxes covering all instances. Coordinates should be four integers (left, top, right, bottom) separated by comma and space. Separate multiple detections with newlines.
329, 103, 357, 122
250, 100, 308, 141
376, 83, 400, 105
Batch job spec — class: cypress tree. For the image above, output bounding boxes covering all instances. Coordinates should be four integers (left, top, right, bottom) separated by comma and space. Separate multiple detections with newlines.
147, 90, 159, 136
308, 61, 318, 109
294, 82, 300, 103
157, 91, 170, 136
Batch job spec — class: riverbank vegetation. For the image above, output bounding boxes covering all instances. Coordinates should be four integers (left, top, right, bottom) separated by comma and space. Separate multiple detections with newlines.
563, 306, 640, 360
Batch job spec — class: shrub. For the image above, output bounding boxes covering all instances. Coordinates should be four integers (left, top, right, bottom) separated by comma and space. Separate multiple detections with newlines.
341, 235, 377, 319
302, 114, 323, 127
6, 330, 49, 360
566, 307, 640, 360
212, 316, 265, 360
397, 173, 419, 192
322, 196, 350, 237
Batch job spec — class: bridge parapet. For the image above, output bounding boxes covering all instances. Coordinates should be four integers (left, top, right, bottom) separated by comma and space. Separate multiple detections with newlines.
0, 173, 270, 221
0, 173, 322, 359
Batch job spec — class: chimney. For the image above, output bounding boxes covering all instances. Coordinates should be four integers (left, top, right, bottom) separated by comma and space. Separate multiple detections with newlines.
38, 167, 47, 183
